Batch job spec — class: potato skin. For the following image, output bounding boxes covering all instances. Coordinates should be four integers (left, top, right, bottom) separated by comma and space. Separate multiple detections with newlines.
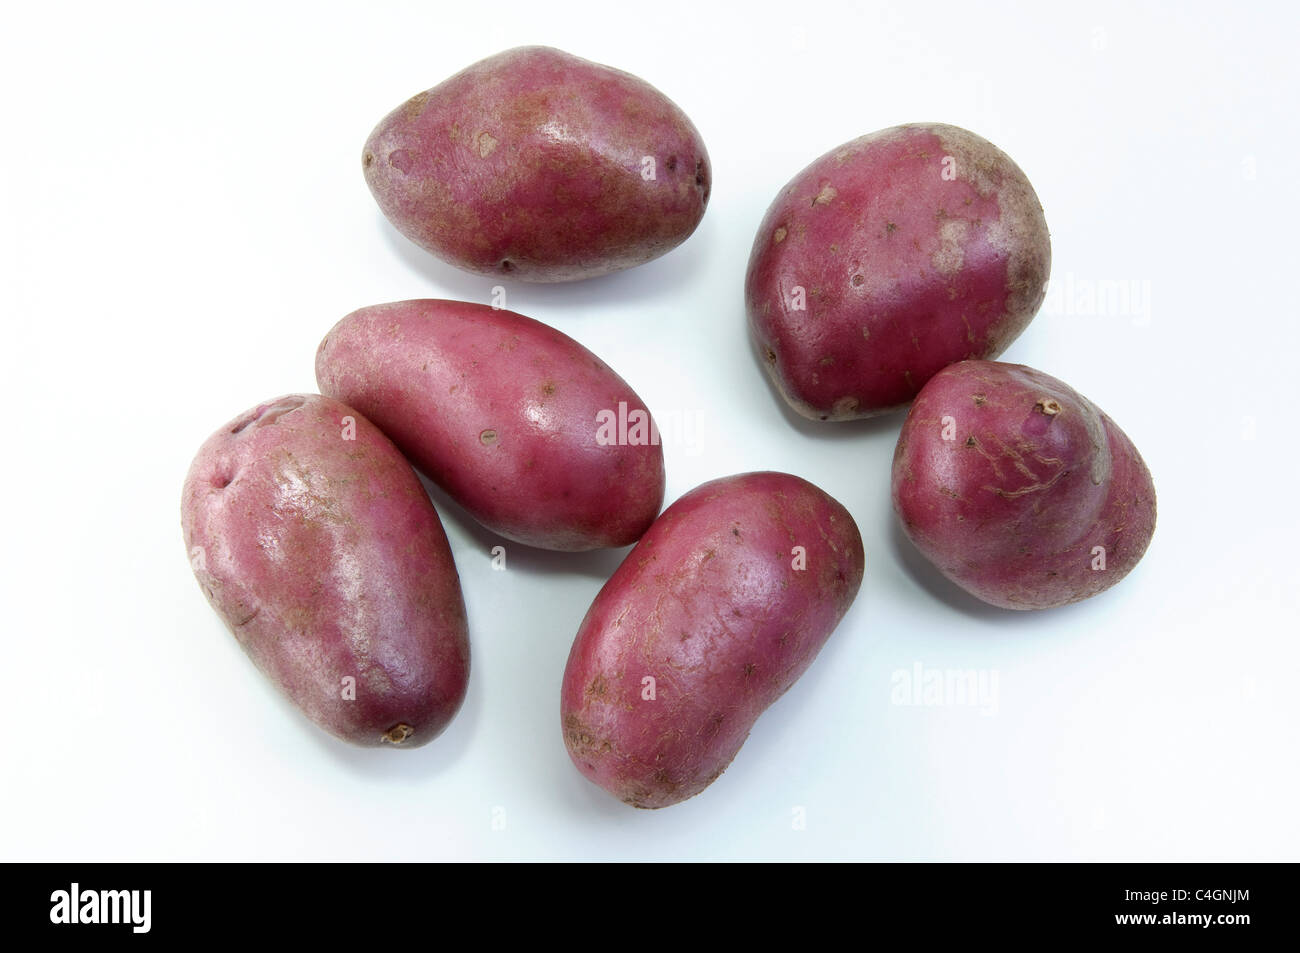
180, 394, 470, 747
746, 124, 1051, 420
362, 45, 711, 282
315, 299, 665, 551
561, 472, 864, 809
891, 361, 1156, 609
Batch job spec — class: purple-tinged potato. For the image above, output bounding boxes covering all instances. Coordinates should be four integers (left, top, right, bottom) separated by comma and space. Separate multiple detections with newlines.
181, 394, 470, 747
746, 123, 1051, 420
891, 361, 1156, 610
363, 45, 711, 282
561, 472, 864, 809
315, 299, 665, 551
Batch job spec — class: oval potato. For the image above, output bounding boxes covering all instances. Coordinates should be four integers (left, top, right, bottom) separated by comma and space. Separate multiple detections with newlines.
746, 123, 1051, 420
561, 471, 864, 808
363, 45, 711, 282
181, 394, 470, 747
315, 299, 665, 551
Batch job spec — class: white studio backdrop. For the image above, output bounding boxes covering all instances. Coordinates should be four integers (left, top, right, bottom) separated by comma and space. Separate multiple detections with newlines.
1, 0, 1296, 860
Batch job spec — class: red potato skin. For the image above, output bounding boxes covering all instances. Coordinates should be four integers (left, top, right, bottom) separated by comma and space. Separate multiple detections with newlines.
561, 472, 864, 809
315, 299, 665, 551
363, 45, 711, 282
746, 124, 1051, 420
891, 361, 1156, 609
181, 395, 470, 747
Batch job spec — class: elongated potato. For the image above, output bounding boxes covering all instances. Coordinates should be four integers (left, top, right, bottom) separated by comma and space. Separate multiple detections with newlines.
315, 299, 665, 551
561, 472, 864, 808
746, 123, 1050, 420
891, 361, 1156, 609
181, 394, 470, 747
363, 45, 711, 282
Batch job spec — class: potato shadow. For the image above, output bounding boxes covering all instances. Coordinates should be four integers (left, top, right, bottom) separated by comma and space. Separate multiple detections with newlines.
416, 472, 630, 582
378, 211, 718, 313
744, 327, 908, 442
293, 662, 482, 781
553, 760, 738, 832
887, 513, 1071, 626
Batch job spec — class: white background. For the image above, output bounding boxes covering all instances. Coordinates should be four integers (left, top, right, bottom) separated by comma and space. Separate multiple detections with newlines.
2, 0, 1296, 861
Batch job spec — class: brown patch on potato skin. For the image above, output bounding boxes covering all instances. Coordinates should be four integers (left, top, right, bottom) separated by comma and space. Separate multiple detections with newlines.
891, 361, 1156, 609
745, 124, 1051, 421
381, 723, 415, 744
560, 472, 864, 809
362, 46, 710, 282
180, 395, 470, 747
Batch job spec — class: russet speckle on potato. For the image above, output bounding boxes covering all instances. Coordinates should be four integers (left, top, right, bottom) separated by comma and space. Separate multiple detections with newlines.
560, 472, 864, 808
315, 299, 665, 551
181, 394, 470, 747
363, 45, 711, 282
891, 361, 1156, 609
746, 123, 1051, 420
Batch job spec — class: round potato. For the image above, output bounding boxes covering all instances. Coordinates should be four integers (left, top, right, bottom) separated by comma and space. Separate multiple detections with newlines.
315, 299, 665, 551
746, 123, 1051, 420
363, 45, 711, 282
891, 361, 1156, 609
561, 471, 864, 808
181, 394, 470, 747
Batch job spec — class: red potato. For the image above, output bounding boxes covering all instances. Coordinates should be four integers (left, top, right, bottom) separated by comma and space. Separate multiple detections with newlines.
746, 123, 1051, 420
315, 299, 665, 551
561, 472, 864, 809
181, 395, 470, 746
891, 361, 1156, 609
363, 45, 711, 282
